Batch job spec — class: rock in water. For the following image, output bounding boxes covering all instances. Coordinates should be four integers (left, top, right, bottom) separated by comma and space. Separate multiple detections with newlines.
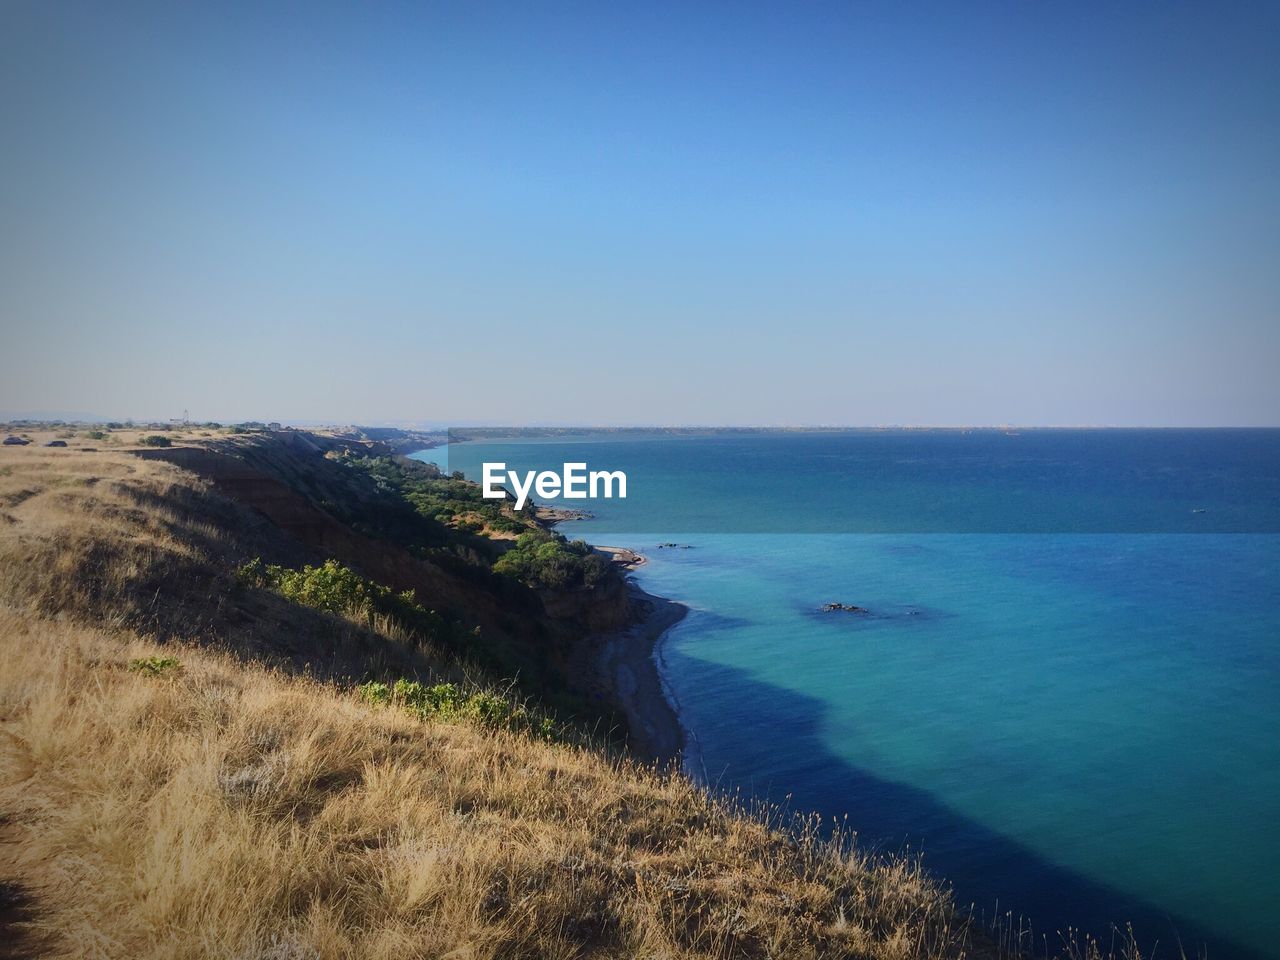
821, 602, 869, 614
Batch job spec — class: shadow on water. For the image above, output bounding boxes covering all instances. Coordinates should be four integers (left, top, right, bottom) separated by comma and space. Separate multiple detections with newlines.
676, 656, 1264, 960
675, 608, 757, 632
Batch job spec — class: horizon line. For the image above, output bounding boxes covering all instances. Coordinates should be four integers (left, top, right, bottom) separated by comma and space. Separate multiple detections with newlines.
6, 416, 1280, 432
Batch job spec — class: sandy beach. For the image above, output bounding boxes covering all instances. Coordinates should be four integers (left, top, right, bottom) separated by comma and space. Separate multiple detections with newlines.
591, 546, 690, 768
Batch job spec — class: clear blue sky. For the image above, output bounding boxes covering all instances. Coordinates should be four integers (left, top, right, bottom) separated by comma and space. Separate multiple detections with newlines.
2, 1, 1277, 425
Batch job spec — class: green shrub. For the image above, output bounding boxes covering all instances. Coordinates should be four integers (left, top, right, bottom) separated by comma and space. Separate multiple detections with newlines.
492, 530, 611, 590
238, 557, 462, 649
84, 430, 107, 440
239, 557, 410, 616
357, 677, 555, 739
128, 656, 181, 676
138, 435, 171, 447
356, 680, 392, 705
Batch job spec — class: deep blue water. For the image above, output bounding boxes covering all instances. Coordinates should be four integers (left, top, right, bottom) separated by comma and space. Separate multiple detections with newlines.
414, 430, 1280, 960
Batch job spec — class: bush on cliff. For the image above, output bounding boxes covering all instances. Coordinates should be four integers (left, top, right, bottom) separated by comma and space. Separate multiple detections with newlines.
358, 676, 556, 739
238, 557, 468, 651
492, 530, 611, 590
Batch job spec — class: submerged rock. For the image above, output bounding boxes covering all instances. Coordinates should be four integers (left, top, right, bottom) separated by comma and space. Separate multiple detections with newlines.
821, 602, 869, 614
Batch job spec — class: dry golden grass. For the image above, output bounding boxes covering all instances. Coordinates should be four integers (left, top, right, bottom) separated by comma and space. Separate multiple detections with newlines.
0, 612, 968, 959
0, 445, 973, 959
0, 449, 218, 612
0, 424, 215, 450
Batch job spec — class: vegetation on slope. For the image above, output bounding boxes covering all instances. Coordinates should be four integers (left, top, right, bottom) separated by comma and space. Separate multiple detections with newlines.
323, 452, 609, 590
358, 676, 557, 740
319, 452, 501, 553
337, 452, 532, 537
493, 529, 613, 590
117, 430, 630, 716
237, 556, 472, 652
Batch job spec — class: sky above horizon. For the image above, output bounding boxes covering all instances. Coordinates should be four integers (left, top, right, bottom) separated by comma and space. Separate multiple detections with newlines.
2, 1, 1278, 426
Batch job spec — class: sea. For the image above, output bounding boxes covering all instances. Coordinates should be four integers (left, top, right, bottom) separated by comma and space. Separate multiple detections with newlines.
412, 429, 1280, 960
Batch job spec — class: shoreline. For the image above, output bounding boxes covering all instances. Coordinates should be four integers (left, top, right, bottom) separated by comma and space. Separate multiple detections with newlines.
590, 546, 692, 770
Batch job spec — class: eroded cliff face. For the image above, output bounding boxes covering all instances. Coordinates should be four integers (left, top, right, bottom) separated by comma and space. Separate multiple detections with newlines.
537, 574, 632, 634
135, 432, 633, 716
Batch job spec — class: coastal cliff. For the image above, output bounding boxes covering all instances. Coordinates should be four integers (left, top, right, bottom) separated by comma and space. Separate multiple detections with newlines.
135, 428, 635, 722
0, 423, 981, 960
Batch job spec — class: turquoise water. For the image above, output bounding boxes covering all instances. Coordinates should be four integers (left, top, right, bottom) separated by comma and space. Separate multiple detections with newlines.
414, 431, 1280, 960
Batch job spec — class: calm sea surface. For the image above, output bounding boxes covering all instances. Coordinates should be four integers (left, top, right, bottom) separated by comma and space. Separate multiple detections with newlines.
414, 431, 1280, 960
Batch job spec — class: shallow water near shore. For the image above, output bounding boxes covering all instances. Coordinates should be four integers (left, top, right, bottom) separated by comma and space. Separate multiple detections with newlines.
414, 432, 1280, 960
